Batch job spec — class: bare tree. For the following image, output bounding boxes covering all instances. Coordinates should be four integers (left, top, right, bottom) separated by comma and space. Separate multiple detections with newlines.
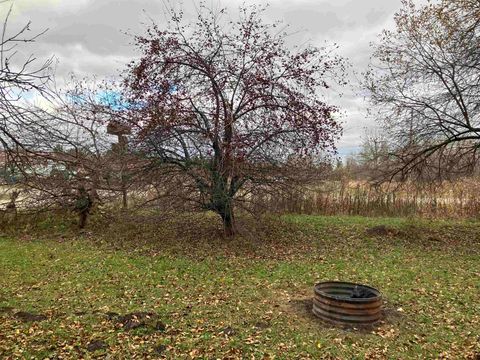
5, 79, 134, 228
365, 0, 480, 180
0, 1, 52, 156
355, 129, 392, 180
123, 3, 346, 235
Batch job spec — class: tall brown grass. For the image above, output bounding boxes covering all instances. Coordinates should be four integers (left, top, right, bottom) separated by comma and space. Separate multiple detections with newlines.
253, 178, 480, 219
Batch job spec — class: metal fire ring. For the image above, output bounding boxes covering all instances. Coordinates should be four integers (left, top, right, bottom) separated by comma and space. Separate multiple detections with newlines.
313, 281, 383, 326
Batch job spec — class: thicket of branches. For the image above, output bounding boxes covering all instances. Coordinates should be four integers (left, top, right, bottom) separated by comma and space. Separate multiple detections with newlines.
1, 3, 345, 234
364, 0, 480, 181
4, 0, 479, 231
121, 3, 346, 235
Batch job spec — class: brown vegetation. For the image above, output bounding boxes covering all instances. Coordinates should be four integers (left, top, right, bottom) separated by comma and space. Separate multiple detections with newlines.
254, 178, 480, 219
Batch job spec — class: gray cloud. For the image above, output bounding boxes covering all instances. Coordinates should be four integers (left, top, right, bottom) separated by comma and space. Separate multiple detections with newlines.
5, 0, 404, 157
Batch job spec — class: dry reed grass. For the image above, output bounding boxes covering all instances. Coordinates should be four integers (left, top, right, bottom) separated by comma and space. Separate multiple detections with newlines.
252, 178, 480, 219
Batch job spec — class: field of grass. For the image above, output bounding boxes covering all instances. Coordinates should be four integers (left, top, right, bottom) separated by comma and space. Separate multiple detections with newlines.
0, 214, 479, 359
258, 178, 480, 219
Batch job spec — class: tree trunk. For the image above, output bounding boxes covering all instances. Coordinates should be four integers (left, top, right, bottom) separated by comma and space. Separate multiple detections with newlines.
122, 186, 128, 209
220, 207, 236, 237
78, 211, 88, 229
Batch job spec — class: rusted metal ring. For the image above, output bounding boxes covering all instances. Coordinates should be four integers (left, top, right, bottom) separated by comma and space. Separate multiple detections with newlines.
313, 281, 383, 326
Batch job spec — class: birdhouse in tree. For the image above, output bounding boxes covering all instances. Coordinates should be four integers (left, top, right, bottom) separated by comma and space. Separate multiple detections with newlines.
107, 121, 131, 136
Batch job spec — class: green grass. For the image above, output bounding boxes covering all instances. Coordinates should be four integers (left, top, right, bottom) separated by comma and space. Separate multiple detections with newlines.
0, 214, 479, 359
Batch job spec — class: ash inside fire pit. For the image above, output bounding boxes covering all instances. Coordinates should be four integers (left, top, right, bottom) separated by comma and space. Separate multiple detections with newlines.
313, 281, 383, 326
351, 285, 377, 299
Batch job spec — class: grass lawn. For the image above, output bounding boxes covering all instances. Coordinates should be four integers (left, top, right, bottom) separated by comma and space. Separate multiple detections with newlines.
0, 214, 479, 359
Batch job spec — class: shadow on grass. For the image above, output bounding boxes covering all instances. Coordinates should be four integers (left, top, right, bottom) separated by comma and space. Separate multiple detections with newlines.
2, 210, 479, 260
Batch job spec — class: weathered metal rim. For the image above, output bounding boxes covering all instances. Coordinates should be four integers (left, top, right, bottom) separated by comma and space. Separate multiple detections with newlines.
312, 306, 382, 324
314, 281, 382, 303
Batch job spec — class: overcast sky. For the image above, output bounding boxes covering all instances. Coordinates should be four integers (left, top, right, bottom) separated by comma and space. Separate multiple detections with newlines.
6, 0, 405, 157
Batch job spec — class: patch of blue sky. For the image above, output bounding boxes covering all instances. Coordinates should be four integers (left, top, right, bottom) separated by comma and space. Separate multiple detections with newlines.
20, 90, 36, 101
68, 93, 87, 106
98, 90, 149, 110
97, 90, 130, 110
66, 89, 141, 110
